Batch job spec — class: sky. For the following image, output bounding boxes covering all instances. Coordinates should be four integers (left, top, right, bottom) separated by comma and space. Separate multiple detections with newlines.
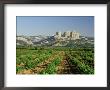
16, 16, 94, 37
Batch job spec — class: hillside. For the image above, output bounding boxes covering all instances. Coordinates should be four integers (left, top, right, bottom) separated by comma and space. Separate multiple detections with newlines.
16, 35, 94, 48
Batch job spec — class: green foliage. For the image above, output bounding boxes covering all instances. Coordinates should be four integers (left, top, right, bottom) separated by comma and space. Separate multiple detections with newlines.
16, 48, 54, 72
16, 46, 94, 74
40, 57, 62, 74
66, 48, 94, 74
16, 66, 25, 73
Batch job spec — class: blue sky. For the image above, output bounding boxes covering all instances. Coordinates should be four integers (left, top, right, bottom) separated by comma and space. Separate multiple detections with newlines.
16, 16, 94, 37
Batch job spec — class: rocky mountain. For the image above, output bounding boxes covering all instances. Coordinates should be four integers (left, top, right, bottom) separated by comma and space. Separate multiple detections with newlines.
16, 36, 33, 45
16, 35, 94, 48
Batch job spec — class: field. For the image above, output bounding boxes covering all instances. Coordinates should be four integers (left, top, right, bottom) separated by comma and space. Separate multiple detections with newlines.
16, 46, 94, 74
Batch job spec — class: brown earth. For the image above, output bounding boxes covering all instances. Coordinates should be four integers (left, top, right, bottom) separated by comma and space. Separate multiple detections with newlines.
56, 51, 72, 74
17, 51, 73, 74
17, 51, 62, 74
31, 51, 63, 74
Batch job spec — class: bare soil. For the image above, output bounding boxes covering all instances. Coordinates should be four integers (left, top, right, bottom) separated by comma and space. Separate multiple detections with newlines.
56, 51, 72, 74
17, 51, 62, 74
17, 51, 74, 74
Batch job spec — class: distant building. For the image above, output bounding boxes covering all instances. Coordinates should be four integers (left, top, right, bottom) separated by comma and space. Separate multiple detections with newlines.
70, 31, 80, 40
55, 31, 80, 40
56, 32, 61, 38
64, 31, 71, 38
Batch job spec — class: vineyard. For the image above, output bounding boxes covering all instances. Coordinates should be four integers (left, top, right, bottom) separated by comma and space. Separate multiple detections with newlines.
16, 47, 94, 74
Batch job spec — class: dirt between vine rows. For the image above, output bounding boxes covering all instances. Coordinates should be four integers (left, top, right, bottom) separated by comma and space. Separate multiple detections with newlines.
56, 51, 72, 74
17, 51, 63, 74
32, 51, 64, 74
